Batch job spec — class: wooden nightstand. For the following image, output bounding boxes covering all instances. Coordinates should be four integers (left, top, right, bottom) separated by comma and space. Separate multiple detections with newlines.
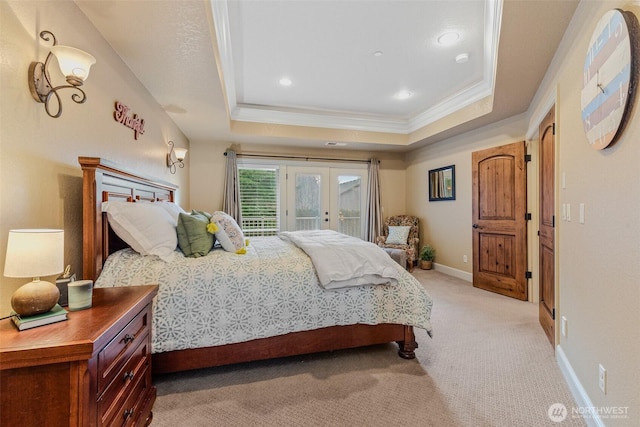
0, 285, 158, 427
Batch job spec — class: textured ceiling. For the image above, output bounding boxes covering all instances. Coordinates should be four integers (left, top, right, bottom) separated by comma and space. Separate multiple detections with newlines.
77, 0, 579, 152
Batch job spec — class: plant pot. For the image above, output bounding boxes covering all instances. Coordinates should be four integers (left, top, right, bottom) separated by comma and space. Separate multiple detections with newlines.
420, 260, 433, 270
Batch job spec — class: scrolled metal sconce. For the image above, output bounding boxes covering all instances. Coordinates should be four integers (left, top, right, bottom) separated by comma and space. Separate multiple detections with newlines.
167, 141, 188, 174
28, 30, 96, 118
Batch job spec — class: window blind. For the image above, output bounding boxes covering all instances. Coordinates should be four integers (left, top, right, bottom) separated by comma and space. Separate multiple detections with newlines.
238, 166, 280, 237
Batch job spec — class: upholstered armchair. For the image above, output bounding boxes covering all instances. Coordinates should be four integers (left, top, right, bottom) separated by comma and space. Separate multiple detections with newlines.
376, 215, 419, 271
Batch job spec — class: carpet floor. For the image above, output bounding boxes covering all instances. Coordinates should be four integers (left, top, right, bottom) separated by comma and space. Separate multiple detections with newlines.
152, 269, 586, 426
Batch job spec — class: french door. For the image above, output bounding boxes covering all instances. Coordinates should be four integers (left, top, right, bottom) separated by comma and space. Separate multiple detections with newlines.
285, 166, 367, 238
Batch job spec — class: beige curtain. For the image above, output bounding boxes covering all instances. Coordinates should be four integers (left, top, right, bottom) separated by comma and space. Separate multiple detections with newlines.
223, 149, 242, 224
365, 159, 382, 243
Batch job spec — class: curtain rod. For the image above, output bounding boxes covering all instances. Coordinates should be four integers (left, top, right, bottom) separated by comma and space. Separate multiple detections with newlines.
224, 152, 378, 164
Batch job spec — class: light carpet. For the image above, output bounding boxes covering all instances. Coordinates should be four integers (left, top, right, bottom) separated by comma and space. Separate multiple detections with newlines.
152, 269, 585, 426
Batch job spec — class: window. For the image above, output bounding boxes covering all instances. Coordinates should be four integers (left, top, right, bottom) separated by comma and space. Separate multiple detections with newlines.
238, 166, 280, 236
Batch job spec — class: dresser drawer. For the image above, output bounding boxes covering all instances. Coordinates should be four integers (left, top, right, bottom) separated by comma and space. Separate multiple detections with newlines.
101, 362, 151, 427
98, 337, 150, 426
98, 305, 150, 395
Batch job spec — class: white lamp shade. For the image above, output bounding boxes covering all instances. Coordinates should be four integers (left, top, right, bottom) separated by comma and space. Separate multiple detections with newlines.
50, 45, 96, 81
174, 148, 188, 161
4, 229, 64, 278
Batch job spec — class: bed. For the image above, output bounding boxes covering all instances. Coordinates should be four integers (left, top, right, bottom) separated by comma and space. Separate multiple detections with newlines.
79, 157, 433, 374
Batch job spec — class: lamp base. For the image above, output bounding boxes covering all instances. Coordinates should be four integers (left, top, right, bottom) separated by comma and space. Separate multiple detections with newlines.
11, 279, 60, 317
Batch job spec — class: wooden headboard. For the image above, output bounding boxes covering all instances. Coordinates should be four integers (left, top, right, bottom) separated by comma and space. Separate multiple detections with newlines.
79, 157, 178, 281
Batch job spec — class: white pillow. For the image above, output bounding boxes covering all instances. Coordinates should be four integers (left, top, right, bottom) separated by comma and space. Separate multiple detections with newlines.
104, 201, 177, 262
386, 226, 411, 245
210, 211, 246, 253
154, 201, 186, 226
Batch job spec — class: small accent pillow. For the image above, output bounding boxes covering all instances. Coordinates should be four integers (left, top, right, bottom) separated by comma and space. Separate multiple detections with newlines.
386, 226, 411, 245
210, 211, 246, 254
176, 211, 215, 257
104, 201, 177, 262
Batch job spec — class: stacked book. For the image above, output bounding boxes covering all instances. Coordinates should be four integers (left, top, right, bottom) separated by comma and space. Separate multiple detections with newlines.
11, 304, 69, 331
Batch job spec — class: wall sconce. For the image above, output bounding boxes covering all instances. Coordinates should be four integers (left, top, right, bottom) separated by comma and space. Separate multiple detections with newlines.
28, 30, 96, 118
167, 140, 188, 174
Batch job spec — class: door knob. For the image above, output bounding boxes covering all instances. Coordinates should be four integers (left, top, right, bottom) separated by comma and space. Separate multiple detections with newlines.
472, 224, 479, 229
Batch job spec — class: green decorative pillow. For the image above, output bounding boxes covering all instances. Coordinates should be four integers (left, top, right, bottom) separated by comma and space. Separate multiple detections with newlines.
176, 211, 214, 257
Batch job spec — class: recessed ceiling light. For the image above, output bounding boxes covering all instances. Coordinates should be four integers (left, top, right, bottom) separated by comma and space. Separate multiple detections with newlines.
373, 51, 383, 57
279, 77, 292, 86
455, 53, 469, 63
437, 31, 460, 46
394, 90, 413, 100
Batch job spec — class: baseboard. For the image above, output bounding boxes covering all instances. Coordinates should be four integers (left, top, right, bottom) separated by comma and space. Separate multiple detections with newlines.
433, 263, 472, 282
556, 345, 604, 427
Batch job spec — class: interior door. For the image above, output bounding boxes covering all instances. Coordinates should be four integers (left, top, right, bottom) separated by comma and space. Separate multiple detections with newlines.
539, 107, 556, 346
472, 141, 528, 300
286, 167, 367, 238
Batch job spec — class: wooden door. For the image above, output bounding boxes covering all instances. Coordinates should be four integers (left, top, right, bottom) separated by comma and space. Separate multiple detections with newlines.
539, 107, 556, 346
472, 141, 528, 300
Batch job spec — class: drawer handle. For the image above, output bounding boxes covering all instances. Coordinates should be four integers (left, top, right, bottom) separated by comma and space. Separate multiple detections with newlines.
123, 334, 135, 344
123, 371, 135, 381
123, 408, 135, 420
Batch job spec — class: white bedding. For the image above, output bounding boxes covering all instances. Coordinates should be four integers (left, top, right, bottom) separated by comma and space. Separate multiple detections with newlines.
279, 230, 401, 289
95, 236, 433, 354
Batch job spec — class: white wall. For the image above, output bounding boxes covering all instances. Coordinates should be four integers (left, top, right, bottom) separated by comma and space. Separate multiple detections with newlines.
0, 0, 189, 315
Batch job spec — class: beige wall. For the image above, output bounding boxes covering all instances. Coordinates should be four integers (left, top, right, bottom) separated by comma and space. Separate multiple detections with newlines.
189, 140, 407, 218
531, 0, 640, 420
404, 114, 527, 275
405, 0, 640, 422
0, 0, 189, 315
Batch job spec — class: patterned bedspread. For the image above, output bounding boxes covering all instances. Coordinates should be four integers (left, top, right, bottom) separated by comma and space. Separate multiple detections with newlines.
96, 236, 433, 354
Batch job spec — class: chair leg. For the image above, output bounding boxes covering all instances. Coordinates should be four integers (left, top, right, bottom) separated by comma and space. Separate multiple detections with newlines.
408, 260, 414, 272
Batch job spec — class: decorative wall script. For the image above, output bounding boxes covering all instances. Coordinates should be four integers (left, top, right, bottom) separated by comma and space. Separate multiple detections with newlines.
114, 101, 145, 140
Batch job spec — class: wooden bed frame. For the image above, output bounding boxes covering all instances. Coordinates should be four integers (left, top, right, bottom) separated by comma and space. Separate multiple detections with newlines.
79, 157, 418, 374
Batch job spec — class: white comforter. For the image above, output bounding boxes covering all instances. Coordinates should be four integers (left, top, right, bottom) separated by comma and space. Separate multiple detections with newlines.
95, 236, 433, 354
279, 230, 401, 289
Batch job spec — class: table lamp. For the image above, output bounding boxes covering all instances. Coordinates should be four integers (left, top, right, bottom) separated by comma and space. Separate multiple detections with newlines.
4, 229, 64, 317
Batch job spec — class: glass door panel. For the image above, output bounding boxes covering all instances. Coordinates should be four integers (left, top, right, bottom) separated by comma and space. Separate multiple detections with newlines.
286, 166, 367, 237
332, 170, 366, 238
286, 168, 330, 231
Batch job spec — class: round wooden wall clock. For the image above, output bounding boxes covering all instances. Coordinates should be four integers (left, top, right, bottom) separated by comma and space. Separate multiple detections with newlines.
581, 9, 639, 150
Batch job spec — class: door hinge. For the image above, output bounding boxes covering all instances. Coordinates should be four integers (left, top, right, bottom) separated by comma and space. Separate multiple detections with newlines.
525, 154, 532, 162
552, 308, 556, 320
525, 213, 532, 221
552, 123, 556, 135
525, 271, 532, 279
552, 215, 555, 227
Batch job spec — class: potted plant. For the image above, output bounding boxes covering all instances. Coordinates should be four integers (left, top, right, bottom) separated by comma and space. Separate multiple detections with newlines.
419, 244, 436, 270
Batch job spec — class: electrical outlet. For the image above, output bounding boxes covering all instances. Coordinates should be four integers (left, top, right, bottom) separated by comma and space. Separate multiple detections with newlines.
463, 255, 468, 263
561, 316, 567, 337
599, 364, 606, 393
